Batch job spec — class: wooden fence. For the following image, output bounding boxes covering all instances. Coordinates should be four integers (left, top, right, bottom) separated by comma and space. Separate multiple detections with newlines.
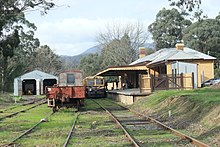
139, 73, 195, 93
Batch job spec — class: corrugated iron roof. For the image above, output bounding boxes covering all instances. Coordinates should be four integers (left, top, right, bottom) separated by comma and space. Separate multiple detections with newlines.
95, 65, 147, 76
17, 70, 58, 80
130, 47, 216, 66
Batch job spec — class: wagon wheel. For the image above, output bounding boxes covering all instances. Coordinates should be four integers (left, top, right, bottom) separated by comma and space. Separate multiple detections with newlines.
53, 107, 56, 113
75, 100, 81, 112
80, 99, 85, 106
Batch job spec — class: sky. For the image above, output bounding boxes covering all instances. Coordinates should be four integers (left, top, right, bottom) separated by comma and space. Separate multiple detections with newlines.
25, 0, 220, 56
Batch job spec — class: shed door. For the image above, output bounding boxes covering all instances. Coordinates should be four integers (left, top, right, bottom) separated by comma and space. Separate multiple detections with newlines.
172, 61, 198, 88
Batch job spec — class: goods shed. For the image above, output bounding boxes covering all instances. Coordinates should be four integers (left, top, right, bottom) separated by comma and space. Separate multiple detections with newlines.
14, 70, 58, 96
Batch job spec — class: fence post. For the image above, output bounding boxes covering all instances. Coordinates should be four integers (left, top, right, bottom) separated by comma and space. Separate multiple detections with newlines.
192, 72, 195, 89
174, 69, 177, 88
139, 74, 142, 93
149, 74, 152, 92
180, 73, 184, 89
166, 75, 169, 90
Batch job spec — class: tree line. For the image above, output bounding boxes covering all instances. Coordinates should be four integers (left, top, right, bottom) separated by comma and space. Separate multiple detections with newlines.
79, 2, 220, 77
1, 0, 220, 92
0, 0, 60, 92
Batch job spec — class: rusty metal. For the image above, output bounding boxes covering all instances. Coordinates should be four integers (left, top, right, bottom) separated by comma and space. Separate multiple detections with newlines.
92, 99, 140, 147
0, 100, 46, 121
63, 113, 80, 147
4, 111, 54, 147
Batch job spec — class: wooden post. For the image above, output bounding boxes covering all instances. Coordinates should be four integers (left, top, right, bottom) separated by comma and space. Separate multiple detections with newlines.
192, 72, 195, 89
174, 69, 177, 88
180, 73, 184, 89
166, 75, 169, 90
139, 74, 142, 93
172, 69, 174, 88
150, 74, 153, 92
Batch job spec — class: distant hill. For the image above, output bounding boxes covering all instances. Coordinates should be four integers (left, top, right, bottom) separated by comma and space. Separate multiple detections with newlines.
80, 45, 101, 55
60, 43, 155, 69
59, 45, 100, 69
144, 42, 156, 50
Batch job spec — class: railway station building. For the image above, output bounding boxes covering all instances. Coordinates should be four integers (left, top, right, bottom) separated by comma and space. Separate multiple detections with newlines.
14, 70, 58, 96
95, 44, 216, 104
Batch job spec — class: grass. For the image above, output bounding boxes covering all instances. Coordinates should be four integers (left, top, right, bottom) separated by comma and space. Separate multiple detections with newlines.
131, 88, 220, 110
1, 88, 219, 146
0, 98, 132, 146
68, 99, 131, 146
130, 87, 220, 146
0, 104, 51, 145
17, 109, 75, 146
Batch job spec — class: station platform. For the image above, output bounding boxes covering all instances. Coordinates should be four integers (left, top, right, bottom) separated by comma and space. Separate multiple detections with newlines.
107, 88, 151, 105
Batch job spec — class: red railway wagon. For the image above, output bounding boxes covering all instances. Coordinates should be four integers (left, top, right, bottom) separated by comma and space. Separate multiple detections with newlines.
46, 70, 86, 111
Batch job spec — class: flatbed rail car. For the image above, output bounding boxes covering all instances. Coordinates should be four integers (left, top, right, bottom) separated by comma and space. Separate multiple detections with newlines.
46, 70, 86, 111
83, 76, 106, 98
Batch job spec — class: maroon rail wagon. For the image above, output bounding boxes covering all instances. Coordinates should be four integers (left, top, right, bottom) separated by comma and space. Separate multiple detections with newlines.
46, 70, 86, 111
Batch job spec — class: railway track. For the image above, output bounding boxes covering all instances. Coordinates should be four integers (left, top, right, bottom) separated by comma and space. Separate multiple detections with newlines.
64, 99, 132, 146
63, 113, 80, 147
92, 99, 140, 146
0, 98, 44, 113
92, 99, 209, 147
0, 99, 46, 121
3, 111, 54, 147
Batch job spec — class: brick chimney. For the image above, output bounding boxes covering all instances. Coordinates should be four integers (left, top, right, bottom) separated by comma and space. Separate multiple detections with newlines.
139, 47, 145, 58
175, 43, 184, 50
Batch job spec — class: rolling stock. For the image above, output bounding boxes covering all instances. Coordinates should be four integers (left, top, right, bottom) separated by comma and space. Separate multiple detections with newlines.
83, 76, 106, 98
46, 70, 86, 112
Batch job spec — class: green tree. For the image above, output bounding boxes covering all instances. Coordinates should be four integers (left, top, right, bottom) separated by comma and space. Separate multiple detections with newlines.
183, 17, 220, 67
168, 0, 201, 12
79, 53, 103, 77
27, 45, 62, 75
148, 8, 192, 50
168, 0, 207, 21
0, 0, 54, 92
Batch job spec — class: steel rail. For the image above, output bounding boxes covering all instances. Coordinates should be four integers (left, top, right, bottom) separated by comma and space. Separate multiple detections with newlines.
21, 98, 44, 106
4, 111, 54, 147
92, 99, 140, 147
129, 108, 209, 147
63, 113, 80, 147
106, 99, 209, 147
0, 100, 46, 121
0, 98, 45, 113
0, 106, 18, 113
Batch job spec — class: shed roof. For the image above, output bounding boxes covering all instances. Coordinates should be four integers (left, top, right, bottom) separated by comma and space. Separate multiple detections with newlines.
130, 47, 216, 66
16, 70, 58, 80
95, 65, 147, 76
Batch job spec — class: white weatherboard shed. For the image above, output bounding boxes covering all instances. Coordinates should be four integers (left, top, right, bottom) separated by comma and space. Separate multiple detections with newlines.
14, 70, 58, 96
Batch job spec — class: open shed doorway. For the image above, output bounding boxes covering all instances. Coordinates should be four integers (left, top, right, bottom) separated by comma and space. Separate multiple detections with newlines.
43, 79, 57, 94
22, 79, 36, 95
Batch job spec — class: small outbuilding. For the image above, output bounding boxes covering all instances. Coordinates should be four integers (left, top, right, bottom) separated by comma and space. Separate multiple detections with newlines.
14, 70, 58, 96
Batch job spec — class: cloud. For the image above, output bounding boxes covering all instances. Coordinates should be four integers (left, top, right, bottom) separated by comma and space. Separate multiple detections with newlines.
25, 0, 220, 56
48, 41, 97, 56
34, 17, 150, 56
201, 0, 220, 18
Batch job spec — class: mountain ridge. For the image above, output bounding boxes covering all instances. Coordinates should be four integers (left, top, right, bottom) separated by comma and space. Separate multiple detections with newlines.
60, 42, 155, 68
